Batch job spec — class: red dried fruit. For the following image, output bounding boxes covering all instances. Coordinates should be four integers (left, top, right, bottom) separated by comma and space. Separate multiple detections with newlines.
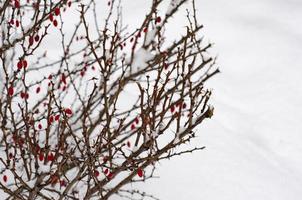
49, 115, 54, 124
15, 0, 20, 8
47, 153, 54, 162
29, 36, 34, 46
64, 108, 72, 115
3, 175, 7, 182
53, 19, 58, 27
8, 86, 14, 96
39, 152, 44, 161
34, 35, 40, 42
23, 60, 28, 68
17, 60, 23, 69
55, 114, 60, 121
36, 87, 41, 94
182, 102, 187, 109
170, 105, 175, 113
155, 16, 161, 24
60, 180, 66, 187
15, 20, 19, 27
38, 123, 42, 129
107, 172, 113, 179
127, 141, 131, 148
131, 124, 135, 130
49, 13, 54, 21
135, 117, 139, 124
20, 92, 25, 99
54, 7, 60, 16
143, 27, 148, 33
67, 1, 71, 7
104, 168, 109, 175
137, 168, 143, 177
94, 170, 100, 177
61, 74, 66, 84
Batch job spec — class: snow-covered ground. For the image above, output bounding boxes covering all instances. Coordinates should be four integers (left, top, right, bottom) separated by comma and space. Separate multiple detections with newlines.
135, 0, 302, 199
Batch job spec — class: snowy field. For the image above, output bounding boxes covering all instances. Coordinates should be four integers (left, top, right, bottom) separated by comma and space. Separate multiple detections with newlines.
131, 0, 302, 199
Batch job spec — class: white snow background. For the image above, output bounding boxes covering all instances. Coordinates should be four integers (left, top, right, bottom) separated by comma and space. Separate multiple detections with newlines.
2, 0, 302, 199
123, 0, 302, 200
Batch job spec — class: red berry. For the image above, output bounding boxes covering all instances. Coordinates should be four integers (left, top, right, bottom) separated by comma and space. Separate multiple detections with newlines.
36, 87, 41, 94
39, 152, 44, 161
49, 115, 54, 124
8, 86, 14, 96
107, 172, 113, 179
182, 102, 187, 109
34, 35, 40, 42
170, 105, 175, 113
155, 16, 161, 24
104, 168, 109, 175
38, 123, 42, 129
15, 20, 19, 27
47, 153, 54, 162
143, 27, 148, 33
68, 1, 71, 7
3, 175, 7, 182
64, 108, 72, 115
14, 0, 20, 8
54, 7, 60, 16
135, 117, 139, 124
49, 13, 54, 22
53, 19, 58, 27
17, 60, 23, 69
29, 36, 34, 46
94, 170, 100, 177
55, 114, 60, 121
61, 74, 66, 84
131, 124, 135, 130
20, 92, 25, 99
23, 60, 28, 68
60, 180, 66, 187
127, 141, 131, 148
137, 168, 143, 177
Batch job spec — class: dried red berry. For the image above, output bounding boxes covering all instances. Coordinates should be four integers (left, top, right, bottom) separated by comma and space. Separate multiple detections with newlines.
29, 36, 34, 46
49, 116, 54, 124
17, 60, 23, 69
170, 105, 175, 113
53, 19, 58, 27
127, 141, 131, 148
104, 168, 109, 175
38, 123, 42, 129
107, 172, 113, 179
36, 87, 41, 94
55, 114, 60, 121
39, 152, 44, 161
23, 60, 28, 68
54, 7, 60, 16
15, 20, 19, 27
94, 170, 100, 177
155, 16, 161, 24
60, 180, 66, 187
64, 108, 72, 115
20, 92, 25, 99
3, 175, 7, 182
135, 117, 139, 124
131, 124, 135, 130
8, 86, 14, 96
49, 13, 54, 22
14, 0, 20, 8
47, 153, 54, 162
137, 168, 143, 177
34, 35, 40, 42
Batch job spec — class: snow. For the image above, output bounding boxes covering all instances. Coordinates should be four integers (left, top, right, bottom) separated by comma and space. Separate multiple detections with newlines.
139, 0, 302, 199
2, 0, 302, 199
